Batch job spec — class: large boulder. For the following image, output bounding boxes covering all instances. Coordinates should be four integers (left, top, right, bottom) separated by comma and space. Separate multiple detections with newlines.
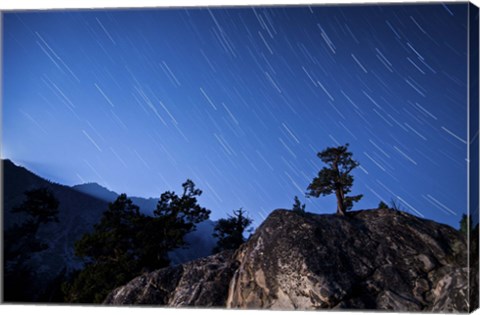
104, 250, 238, 306
105, 209, 470, 311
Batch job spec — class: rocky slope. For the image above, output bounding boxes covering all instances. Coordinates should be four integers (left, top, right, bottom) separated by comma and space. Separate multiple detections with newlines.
105, 208, 472, 312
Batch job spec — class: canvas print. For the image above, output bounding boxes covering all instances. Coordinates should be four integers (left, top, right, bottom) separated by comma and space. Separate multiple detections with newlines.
1, 1, 479, 312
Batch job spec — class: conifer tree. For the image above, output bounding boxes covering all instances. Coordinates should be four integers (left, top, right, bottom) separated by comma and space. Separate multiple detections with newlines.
64, 194, 144, 303
212, 208, 252, 253
4, 188, 59, 302
378, 201, 389, 210
307, 144, 362, 216
292, 196, 306, 213
459, 213, 470, 235
141, 179, 211, 269
64, 180, 211, 303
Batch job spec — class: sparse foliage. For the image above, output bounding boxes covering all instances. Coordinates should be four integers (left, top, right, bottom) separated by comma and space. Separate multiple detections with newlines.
459, 214, 471, 235
212, 208, 253, 253
307, 144, 363, 216
390, 198, 403, 211
292, 196, 306, 213
378, 201, 389, 210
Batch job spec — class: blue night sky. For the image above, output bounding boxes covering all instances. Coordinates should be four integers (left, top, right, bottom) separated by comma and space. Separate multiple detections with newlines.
2, 3, 470, 228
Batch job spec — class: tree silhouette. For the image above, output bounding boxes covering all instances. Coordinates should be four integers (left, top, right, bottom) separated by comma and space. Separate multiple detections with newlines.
292, 196, 306, 213
389, 198, 403, 211
12, 187, 59, 227
307, 144, 362, 216
459, 213, 471, 235
64, 180, 211, 303
64, 194, 144, 303
378, 201, 389, 210
4, 188, 59, 302
212, 208, 252, 253
141, 179, 211, 270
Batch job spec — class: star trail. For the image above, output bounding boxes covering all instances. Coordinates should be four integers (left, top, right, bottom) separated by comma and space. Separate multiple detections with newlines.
3, 3, 470, 227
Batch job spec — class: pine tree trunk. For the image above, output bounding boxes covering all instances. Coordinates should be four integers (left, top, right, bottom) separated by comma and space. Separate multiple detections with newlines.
332, 158, 345, 216
335, 188, 346, 216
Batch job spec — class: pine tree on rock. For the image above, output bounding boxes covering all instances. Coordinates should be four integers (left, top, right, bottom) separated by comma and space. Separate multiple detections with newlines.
307, 144, 363, 216
212, 208, 252, 253
378, 201, 390, 210
292, 196, 306, 213
459, 214, 471, 235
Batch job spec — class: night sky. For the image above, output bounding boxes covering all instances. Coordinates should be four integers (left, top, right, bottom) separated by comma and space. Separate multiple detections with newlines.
3, 3, 470, 228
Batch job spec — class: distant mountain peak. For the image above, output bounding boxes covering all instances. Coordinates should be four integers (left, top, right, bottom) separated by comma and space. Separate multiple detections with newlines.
74, 182, 102, 187
73, 182, 114, 192
72, 182, 118, 202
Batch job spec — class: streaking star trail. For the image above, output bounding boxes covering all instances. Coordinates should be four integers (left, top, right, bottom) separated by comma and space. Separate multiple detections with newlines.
3, 3, 469, 228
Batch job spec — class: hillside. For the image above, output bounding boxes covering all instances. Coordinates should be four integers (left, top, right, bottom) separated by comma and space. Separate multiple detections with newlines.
3, 160, 111, 301
72, 180, 218, 264
105, 208, 474, 312
2, 160, 216, 301
3, 160, 110, 266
